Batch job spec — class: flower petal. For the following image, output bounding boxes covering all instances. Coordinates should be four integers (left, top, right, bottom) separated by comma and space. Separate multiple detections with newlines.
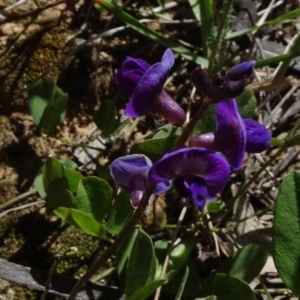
244, 119, 271, 153
115, 57, 150, 95
215, 99, 246, 170
148, 147, 230, 196
125, 49, 174, 117
226, 61, 255, 81
189, 100, 246, 170
155, 91, 186, 127
154, 181, 172, 194
191, 66, 214, 97
190, 180, 208, 210
110, 154, 151, 192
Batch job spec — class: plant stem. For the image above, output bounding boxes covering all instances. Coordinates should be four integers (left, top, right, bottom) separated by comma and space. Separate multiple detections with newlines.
68, 96, 212, 300
174, 96, 212, 149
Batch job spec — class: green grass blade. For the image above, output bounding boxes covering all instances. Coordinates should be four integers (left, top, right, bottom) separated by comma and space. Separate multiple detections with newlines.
226, 8, 300, 39
199, 0, 215, 57
188, 0, 201, 22
273, 32, 300, 79
208, 0, 233, 73
95, 0, 208, 66
255, 49, 300, 68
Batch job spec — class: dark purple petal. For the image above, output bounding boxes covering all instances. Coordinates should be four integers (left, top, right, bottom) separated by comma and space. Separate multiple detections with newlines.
154, 181, 172, 194
189, 132, 216, 150
190, 180, 208, 210
217, 79, 248, 101
115, 57, 150, 95
191, 66, 214, 97
130, 190, 143, 208
148, 147, 230, 196
110, 154, 152, 192
155, 91, 186, 127
125, 49, 175, 117
226, 61, 255, 81
244, 119, 271, 153
190, 99, 246, 170
214, 99, 246, 170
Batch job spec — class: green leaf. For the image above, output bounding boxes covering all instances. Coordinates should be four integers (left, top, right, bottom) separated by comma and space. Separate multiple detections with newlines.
95, 0, 208, 66
205, 200, 225, 213
28, 79, 68, 133
236, 89, 257, 118
28, 96, 48, 125
200, 274, 255, 300
192, 104, 216, 135
130, 136, 178, 161
94, 99, 117, 137
46, 180, 74, 209
42, 157, 65, 192
59, 158, 78, 169
34, 171, 47, 198
217, 244, 268, 283
64, 168, 84, 193
162, 260, 200, 298
116, 229, 139, 280
75, 177, 112, 223
273, 171, 300, 296
128, 279, 166, 300
125, 229, 157, 298
54, 207, 105, 237
40, 93, 68, 133
153, 125, 182, 139
107, 191, 134, 235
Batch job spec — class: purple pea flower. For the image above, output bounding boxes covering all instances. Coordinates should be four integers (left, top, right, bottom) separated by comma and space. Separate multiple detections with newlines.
189, 99, 271, 170
115, 49, 186, 127
191, 61, 255, 102
148, 148, 231, 210
110, 154, 171, 208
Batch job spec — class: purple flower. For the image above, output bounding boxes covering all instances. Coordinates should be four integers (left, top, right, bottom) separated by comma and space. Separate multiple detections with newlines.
189, 99, 271, 170
191, 61, 255, 102
115, 49, 186, 127
243, 119, 271, 152
110, 154, 171, 208
148, 148, 231, 210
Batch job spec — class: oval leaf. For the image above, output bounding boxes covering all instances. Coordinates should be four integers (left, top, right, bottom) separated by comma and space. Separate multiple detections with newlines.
130, 136, 178, 161
54, 207, 105, 238
125, 229, 157, 298
217, 244, 268, 283
75, 177, 112, 223
273, 171, 300, 296
94, 99, 117, 137
200, 273, 255, 300
107, 191, 133, 235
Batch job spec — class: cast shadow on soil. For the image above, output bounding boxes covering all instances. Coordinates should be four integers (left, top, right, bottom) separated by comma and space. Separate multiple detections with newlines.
2, 136, 44, 192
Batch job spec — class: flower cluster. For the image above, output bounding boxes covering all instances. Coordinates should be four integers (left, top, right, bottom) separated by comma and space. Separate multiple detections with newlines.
110, 49, 271, 210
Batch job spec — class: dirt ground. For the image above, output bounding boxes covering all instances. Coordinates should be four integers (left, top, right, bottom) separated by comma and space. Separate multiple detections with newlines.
0, 0, 300, 299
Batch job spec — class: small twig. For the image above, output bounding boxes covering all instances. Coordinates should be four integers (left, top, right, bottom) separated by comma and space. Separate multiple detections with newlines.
40, 247, 78, 300
0, 189, 37, 211
206, 212, 220, 257
0, 0, 68, 24
153, 201, 188, 300
0, 201, 45, 219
